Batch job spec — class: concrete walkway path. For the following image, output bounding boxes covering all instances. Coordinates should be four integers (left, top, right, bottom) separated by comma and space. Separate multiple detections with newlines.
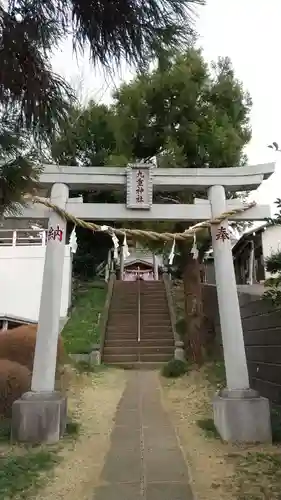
93, 370, 194, 500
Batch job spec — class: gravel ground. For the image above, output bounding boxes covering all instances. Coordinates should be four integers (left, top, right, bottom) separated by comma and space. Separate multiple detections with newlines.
34, 367, 126, 500
161, 369, 235, 499
160, 367, 279, 500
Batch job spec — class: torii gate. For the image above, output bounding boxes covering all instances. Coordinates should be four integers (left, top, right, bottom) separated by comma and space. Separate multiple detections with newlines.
10, 163, 275, 444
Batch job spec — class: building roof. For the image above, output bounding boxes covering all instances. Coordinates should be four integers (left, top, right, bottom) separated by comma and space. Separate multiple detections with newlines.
232, 222, 269, 253
122, 251, 164, 269
124, 259, 153, 268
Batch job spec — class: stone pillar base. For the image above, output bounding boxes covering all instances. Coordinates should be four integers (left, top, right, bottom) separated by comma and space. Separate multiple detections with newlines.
11, 391, 67, 444
174, 340, 185, 361
213, 389, 272, 443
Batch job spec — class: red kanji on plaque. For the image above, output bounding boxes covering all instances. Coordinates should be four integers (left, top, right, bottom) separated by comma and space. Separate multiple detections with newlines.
216, 226, 230, 242
48, 225, 63, 242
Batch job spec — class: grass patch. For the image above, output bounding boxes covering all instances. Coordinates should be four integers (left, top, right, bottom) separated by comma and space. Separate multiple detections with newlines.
74, 360, 108, 374
0, 417, 78, 498
230, 451, 281, 499
0, 449, 60, 499
205, 359, 226, 390
197, 418, 220, 439
75, 360, 97, 373
0, 419, 11, 442
62, 281, 107, 354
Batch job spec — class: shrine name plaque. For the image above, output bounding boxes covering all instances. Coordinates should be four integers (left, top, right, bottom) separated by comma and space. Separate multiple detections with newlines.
126, 164, 153, 209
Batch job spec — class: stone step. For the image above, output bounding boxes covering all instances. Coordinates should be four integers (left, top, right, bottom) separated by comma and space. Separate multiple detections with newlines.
142, 313, 170, 318
105, 339, 174, 347
103, 345, 174, 355
107, 326, 137, 333
103, 353, 173, 365
107, 324, 172, 331
140, 295, 167, 300
106, 337, 173, 344
139, 335, 173, 341
140, 303, 168, 308
103, 352, 172, 364
141, 321, 171, 327
140, 295, 167, 304
103, 353, 138, 363
110, 302, 137, 306
110, 305, 137, 310
110, 298, 138, 303
107, 324, 138, 330
140, 304, 168, 308
140, 324, 172, 330
107, 329, 172, 336
106, 332, 137, 338
107, 318, 137, 323
140, 352, 173, 362
103, 361, 166, 370
140, 284, 165, 288
108, 314, 137, 320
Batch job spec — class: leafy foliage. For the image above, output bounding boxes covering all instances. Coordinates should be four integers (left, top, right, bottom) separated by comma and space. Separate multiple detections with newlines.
62, 281, 107, 354
161, 358, 189, 378
0, 449, 60, 499
8, 0, 202, 67
0, 115, 42, 215
263, 199, 281, 306
2, 0, 202, 137
0, 324, 65, 371
0, 4, 74, 139
0, 359, 31, 418
51, 103, 117, 166
113, 51, 251, 166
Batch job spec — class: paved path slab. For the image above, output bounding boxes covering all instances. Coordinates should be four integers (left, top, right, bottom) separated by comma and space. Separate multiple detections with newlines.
93, 371, 193, 500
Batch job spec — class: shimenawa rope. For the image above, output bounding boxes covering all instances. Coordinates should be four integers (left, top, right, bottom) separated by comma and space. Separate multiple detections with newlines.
25, 196, 256, 243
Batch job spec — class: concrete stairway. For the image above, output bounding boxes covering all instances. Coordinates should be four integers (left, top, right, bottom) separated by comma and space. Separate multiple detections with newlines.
103, 281, 174, 366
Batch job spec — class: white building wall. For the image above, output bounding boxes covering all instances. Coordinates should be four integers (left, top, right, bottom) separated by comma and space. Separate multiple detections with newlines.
261, 226, 281, 280
0, 245, 71, 322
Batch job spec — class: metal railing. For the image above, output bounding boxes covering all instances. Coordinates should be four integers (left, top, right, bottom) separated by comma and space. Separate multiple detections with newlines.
0, 229, 47, 247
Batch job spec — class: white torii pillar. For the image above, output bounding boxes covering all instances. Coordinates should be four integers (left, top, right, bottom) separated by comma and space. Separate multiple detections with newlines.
11, 183, 69, 444
208, 185, 271, 443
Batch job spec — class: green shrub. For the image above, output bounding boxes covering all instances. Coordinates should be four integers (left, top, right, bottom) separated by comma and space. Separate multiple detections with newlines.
0, 360, 31, 418
271, 408, 281, 443
75, 360, 96, 373
65, 418, 80, 436
0, 325, 65, 371
161, 359, 188, 378
197, 418, 219, 439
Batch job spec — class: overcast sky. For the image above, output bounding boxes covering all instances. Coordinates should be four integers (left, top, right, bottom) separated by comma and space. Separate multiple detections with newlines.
51, 0, 280, 214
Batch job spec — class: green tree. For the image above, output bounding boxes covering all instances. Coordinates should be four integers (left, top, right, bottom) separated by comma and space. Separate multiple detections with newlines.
51, 102, 117, 166
2, 0, 202, 135
113, 51, 251, 166
1, 0, 202, 213
263, 199, 281, 306
52, 48, 252, 362
0, 112, 42, 216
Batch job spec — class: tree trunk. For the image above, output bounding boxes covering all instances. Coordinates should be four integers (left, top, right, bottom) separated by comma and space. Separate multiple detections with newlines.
182, 251, 204, 365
